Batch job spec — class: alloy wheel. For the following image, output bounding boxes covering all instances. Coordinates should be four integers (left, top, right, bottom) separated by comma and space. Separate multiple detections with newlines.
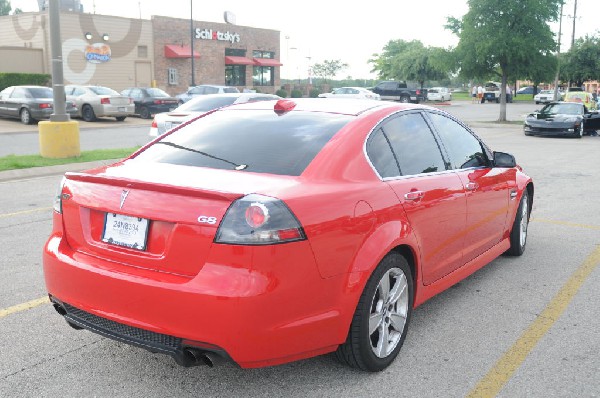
369, 267, 409, 358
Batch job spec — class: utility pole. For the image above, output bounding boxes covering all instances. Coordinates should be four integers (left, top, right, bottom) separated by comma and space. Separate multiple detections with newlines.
571, 0, 577, 49
553, 1, 564, 101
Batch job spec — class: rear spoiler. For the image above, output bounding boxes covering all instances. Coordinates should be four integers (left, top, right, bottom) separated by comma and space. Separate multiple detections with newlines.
65, 171, 243, 202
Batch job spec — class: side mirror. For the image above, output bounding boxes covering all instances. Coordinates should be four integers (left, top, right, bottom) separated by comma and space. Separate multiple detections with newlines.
493, 151, 516, 168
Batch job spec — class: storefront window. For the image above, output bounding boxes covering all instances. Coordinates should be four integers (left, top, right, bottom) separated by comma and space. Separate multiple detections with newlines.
253, 66, 273, 86
226, 48, 246, 57
253, 50, 275, 86
226, 65, 246, 86
253, 50, 274, 59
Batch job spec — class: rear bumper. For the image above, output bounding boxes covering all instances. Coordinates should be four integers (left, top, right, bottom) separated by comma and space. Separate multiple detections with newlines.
96, 104, 134, 117
43, 230, 356, 368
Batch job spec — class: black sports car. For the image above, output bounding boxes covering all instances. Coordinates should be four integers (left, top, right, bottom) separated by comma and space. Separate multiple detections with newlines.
524, 102, 600, 138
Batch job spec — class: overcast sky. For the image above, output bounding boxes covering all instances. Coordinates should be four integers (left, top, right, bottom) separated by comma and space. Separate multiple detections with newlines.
10, 0, 600, 79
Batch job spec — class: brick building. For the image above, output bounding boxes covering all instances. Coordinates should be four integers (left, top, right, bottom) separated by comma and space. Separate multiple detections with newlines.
0, 11, 282, 95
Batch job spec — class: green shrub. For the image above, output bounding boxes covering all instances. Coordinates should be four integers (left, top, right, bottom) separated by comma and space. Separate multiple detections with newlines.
309, 88, 320, 98
291, 89, 303, 98
0, 73, 51, 91
275, 89, 288, 98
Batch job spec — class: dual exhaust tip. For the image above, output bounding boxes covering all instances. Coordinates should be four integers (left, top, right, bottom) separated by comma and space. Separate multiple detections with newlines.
182, 348, 224, 368
51, 299, 225, 367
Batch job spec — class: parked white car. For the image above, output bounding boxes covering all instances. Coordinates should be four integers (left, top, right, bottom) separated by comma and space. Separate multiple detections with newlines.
427, 87, 452, 102
318, 87, 380, 100
149, 93, 280, 137
66, 85, 134, 122
534, 89, 563, 104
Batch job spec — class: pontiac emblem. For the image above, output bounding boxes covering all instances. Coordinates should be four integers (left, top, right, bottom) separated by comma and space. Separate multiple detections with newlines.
120, 190, 130, 209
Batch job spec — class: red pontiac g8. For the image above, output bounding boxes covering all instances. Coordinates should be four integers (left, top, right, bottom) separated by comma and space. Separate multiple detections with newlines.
43, 98, 533, 371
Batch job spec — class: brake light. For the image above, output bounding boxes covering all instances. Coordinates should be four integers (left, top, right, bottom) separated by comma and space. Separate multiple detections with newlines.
215, 194, 305, 245
101, 98, 110, 104
416, 90, 421, 95
151, 118, 157, 128
39, 103, 53, 109
274, 99, 296, 114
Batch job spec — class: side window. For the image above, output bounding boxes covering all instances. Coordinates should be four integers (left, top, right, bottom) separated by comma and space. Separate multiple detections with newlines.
190, 87, 202, 95
205, 86, 218, 94
73, 88, 86, 96
427, 113, 488, 169
366, 128, 400, 178
11, 87, 27, 98
383, 113, 447, 176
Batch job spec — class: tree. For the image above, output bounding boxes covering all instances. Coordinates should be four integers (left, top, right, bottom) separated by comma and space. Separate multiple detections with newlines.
0, 0, 11, 16
369, 40, 450, 89
14, 7, 22, 14
446, 0, 562, 121
560, 35, 600, 87
311, 60, 349, 83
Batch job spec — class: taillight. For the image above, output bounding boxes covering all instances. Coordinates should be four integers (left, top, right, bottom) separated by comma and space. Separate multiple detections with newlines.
154, 99, 164, 104
39, 103, 53, 109
151, 118, 157, 128
215, 194, 306, 245
53, 177, 66, 213
100, 98, 110, 104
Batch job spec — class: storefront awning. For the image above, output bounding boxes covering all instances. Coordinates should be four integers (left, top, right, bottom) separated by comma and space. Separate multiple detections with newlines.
253, 58, 283, 67
164, 45, 200, 59
225, 56, 255, 65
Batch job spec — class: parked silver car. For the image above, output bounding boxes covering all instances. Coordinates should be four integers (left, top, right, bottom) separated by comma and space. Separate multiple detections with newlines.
175, 84, 240, 104
150, 93, 280, 137
0, 85, 78, 124
66, 85, 134, 122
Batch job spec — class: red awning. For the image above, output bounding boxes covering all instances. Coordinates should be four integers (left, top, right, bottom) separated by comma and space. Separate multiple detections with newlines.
164, 45, 200, 59
225, 56, 254, 65
253, 58, 283, 67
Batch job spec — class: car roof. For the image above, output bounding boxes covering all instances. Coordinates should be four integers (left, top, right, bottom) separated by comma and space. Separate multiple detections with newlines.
220, 97, 416, 116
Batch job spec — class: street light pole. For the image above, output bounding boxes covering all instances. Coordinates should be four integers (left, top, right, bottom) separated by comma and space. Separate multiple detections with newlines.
190, 0, 195, 86
48, 0, 68, 122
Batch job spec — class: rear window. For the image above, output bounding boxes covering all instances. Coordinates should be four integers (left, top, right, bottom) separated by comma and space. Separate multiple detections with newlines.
136, 109, 351, 176
177, 96, 237, 112
28, 87, 53, 98
89, 86, 119, 95
223, 87, 240, 93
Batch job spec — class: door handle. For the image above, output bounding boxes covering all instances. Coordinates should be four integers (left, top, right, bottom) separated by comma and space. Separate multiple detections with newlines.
466, 182, 479, 191
404, 191, 424, 201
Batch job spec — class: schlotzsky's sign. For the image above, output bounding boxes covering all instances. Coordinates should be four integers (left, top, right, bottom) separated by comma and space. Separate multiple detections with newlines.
85, 43, 111, 63
195, 28, 240, 44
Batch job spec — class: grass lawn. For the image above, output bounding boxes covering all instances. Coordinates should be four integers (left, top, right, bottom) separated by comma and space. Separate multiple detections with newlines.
0, 147, 139, 172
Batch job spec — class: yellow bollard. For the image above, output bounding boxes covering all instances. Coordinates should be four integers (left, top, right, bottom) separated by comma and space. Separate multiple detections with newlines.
38, 120, 81, 158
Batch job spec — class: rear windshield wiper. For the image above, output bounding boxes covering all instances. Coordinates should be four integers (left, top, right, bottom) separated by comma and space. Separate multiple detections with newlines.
156, 141, 248, 170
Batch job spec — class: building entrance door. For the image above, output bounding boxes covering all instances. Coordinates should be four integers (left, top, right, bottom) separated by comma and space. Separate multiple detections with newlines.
135, 61, 152, 87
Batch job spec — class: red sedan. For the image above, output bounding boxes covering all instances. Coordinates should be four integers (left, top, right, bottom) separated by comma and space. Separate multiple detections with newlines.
43, 98, 533, 371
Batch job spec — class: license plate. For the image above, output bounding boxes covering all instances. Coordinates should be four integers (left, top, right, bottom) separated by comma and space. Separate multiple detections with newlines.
118, 107, 126, 112
165, 121, 181, 130
102, 213, 149, 250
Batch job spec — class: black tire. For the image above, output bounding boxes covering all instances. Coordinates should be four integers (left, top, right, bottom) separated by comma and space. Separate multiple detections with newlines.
82, 105, 96, 122
335, 252, 413, 372
574, 120, 584, 138
115, 116, 126, 122
505, 191, 530, 256
399, 96, 410, 103
20, 108, 33, 125
139, 106, 151, 119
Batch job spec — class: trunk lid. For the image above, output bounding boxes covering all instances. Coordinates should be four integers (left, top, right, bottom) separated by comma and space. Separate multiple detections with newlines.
61, 160, 298, 277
